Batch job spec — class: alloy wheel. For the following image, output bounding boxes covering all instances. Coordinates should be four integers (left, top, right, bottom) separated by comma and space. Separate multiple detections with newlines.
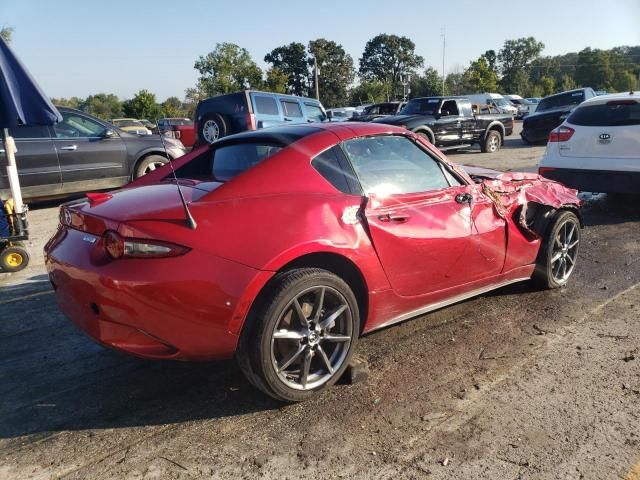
143, 160, 167, 174
551, 219, 580, 283
270, 286, 353, 391
202, 120, 220, 144
488, 135, 499, 152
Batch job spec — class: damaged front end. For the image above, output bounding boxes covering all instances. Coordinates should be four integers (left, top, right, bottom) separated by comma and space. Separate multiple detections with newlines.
479, 172, 582, 239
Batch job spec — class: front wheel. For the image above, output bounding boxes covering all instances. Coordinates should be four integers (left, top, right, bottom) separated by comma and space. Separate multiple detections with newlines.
238, 268, 359, 402
533, 211, 581, 289
135, 155, 168, 178
481, 130, 501, 153
200, 114, 228, 144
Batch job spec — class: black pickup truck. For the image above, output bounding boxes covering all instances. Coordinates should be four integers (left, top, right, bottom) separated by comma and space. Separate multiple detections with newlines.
373, 96, 514, 153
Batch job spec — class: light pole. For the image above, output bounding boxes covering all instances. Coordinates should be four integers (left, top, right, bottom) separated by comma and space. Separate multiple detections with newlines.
314, 56, 320, 101
400, 73, 411, 101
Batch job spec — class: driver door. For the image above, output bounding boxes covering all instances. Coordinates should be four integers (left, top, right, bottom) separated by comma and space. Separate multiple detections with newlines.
52, 111, 128, 191
434, 99, 462, 146
342, 135, 505, 297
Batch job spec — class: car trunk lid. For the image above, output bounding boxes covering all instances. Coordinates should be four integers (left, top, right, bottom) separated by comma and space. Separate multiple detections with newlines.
62, 181, 222, 235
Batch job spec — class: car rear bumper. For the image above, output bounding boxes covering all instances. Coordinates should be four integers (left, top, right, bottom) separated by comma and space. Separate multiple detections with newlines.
45, 227, 271, 361
539, 167, 640, 194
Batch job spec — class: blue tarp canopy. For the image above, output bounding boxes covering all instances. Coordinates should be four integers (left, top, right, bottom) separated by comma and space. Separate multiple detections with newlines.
0, 37, 61, 128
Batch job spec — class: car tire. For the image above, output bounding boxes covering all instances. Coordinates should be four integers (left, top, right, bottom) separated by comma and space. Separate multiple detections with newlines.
533, 210, 581, 289
135, 155, 169, 178
238, 268, 359, 402
200, 113, 228, 144
415, 131, 434, 144
1, 245, 30, 272
481, 130, 501, 153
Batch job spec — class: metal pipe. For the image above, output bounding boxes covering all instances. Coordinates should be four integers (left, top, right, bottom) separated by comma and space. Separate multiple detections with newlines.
2, 128, 24, 214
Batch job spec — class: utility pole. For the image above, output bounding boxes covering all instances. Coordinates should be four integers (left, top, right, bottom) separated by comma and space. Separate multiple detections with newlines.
441, 27, 446, 96
314, 56, 320, 101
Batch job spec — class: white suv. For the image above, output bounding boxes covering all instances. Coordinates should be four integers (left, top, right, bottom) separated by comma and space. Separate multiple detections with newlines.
538, 92, 640, 194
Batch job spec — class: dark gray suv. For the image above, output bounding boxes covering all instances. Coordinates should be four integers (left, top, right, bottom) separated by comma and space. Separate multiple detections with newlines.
0, 107, 186, 201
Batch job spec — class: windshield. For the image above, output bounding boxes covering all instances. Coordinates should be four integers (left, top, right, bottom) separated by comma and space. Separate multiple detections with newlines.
537, 91, 585, 112
400, 99, 441, 115
212, 143, 283, 181
167, 119, 193, 126
493, 98, 510, 107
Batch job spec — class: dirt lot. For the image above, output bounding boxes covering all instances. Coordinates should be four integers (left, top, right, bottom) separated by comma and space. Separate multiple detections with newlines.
1, 124, 639, 480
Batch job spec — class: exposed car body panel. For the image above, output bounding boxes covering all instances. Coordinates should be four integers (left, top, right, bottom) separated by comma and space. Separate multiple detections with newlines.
45, 123, 581, 362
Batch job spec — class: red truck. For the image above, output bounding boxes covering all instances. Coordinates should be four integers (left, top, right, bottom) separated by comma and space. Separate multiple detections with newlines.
156, 118, 196, 149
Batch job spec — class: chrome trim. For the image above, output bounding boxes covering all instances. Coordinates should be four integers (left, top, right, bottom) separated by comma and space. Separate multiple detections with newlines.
370, 277, 531, 332
59, 165, 119, 173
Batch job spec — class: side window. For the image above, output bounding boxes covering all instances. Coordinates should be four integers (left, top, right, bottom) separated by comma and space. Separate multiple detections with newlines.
54, 113, 107, 138
311, 147, 354, 194
440, 100, 459, 116
281, 100, 303, 118
8, 125, 50, 139
342, 135, 459, 196
305, 103, 326, 122
254, 96, 279, 115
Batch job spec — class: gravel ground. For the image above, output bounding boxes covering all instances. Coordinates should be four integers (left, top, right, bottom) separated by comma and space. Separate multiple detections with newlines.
1, 123, 639, 480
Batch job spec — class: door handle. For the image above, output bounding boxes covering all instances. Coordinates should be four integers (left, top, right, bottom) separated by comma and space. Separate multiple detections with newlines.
378, 213, 409, 223
284, 118, 293, 122
60, 145, 77, 151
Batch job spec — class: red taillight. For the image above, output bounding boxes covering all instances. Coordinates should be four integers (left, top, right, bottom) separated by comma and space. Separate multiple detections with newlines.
174, 129, 181, 139
104, 230, 189, 260
538, 167, 557, 177
245, 112, 256, 131
548, 126, 575, 142
104, 230, 124, 259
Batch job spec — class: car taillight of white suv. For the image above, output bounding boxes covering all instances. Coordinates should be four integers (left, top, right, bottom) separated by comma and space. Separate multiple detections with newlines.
538, 93, 640, 194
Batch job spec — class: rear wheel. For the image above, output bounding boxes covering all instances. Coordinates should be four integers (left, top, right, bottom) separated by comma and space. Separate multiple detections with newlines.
415, 131, 434, 144
533, 211, 581, 289
1, 245, 30, 272
135, 155, 168, 178
481, 130, 501, 153
200, 113, 228, 144
238, 268, 359, 402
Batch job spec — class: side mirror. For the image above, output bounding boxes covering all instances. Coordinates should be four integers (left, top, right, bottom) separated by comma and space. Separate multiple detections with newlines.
103, 129, 115, 138
326, 111, 333, 122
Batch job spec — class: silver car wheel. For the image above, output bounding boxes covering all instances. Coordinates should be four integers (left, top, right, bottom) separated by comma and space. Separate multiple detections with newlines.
202, 119, 220, 144
270, 286, 353, 391
551, 219, 580, 283
488, 135, 499, 152
143, 160, 166, 174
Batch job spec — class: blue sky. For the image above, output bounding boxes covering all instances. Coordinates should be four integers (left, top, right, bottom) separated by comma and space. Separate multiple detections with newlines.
2, 0, 639, 101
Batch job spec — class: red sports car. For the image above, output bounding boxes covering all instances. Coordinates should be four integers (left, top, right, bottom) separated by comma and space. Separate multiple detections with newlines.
45, 122, 582, 402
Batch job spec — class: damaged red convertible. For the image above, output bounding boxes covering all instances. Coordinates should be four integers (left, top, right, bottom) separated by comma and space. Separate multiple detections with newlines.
45, 123, 582, 401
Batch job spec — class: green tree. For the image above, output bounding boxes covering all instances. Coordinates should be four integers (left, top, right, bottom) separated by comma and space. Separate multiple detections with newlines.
183, 87, 206, 118
574, 48, 613, 90
308, 38, 354, 108
359, 34, 424, 100
264, 42, 309, 96
122, 90, 161, 120
50, 97, 84, 109
81, 93, 123, 119
530, 75, 555, 97
498, 37, 545, 92
410, 67, 442, 97
1, 26, 14, 43
481, 49, 498, 74
612, 69, 638, 92
463, 57, 499, 92
349, 80, 390, 105
161, 96, 186, 118
264, 67, 289, 94
445, 71, 465, 95
194, 43, 263, 97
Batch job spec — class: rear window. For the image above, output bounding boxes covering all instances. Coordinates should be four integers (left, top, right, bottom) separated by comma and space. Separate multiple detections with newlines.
568, 102, 640, 127
212, 143, 282, 181
254, 96, 279, 115
537, 91, 585, 112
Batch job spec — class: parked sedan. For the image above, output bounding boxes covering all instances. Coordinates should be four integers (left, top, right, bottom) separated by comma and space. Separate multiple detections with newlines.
0, 107, 186, 201
110, 118, 152, 135
45, 123, 581, 402
539, 92, 640, 194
